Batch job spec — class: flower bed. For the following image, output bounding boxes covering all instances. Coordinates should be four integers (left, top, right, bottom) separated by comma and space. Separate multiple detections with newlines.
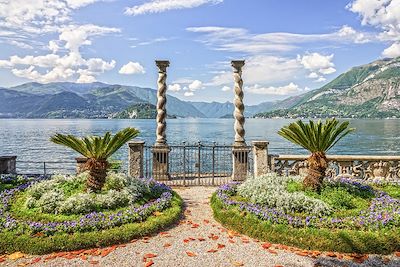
0, 174, 183, 254
211, 175, 400, 254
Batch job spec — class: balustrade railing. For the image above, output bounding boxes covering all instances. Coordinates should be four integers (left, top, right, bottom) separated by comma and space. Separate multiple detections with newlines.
271, 155, 400, 181
5, 145, 400, 184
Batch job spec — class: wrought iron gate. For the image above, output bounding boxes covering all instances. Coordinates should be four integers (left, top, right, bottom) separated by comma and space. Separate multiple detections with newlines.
144, 142, 253, 186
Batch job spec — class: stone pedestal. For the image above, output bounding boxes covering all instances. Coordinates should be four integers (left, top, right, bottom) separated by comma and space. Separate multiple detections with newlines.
128, 141, 145, 178
252, 141, 269, 177
76, 157, 88, 174
232, 146, 250, 181
0, 156, 17, 174
152, 145, 170, 181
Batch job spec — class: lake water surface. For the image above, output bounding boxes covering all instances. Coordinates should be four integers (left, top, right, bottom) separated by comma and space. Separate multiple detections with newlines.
1, 118, 399, 172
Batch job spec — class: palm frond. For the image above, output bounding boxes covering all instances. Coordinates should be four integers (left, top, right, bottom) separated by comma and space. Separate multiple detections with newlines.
50, 127, 140, 160
278, 118, 355, 154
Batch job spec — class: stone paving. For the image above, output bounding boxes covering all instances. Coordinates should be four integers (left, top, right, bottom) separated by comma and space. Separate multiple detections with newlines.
2, 187, 400, 267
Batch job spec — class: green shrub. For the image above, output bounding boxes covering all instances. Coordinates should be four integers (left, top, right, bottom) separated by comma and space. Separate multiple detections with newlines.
23, 173, 151, 215
0, 192, 183, 255
237, 174, 332, 216
211, 193, 400, 254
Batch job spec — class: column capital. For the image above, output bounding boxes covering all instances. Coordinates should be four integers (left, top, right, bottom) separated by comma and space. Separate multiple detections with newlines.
252, 140, 269, 149
128, 140, 145, 147
231, 60, 245, 71
155, 60, 170, 72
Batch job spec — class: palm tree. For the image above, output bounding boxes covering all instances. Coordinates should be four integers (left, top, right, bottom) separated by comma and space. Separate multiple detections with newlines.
51, 127, 139, 192
278, 119, 354, 192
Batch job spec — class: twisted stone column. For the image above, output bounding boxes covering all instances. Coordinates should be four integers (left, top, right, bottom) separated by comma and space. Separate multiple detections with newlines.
231, 60, 249, 181
155, 60, 170, 146
232, 60, 246, 146
153, 60, 170, 181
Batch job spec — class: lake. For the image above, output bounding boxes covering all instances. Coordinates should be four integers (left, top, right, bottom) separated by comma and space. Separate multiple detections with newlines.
1, 118, 399, 173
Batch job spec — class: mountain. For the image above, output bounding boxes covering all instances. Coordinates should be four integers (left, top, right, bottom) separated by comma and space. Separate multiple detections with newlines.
8, 56, 398, 120
191, 101, 276, 118
0, 82, 278, 119
10, 82, 108, 95
256, 57, 400, 118
0, 82, 207, 118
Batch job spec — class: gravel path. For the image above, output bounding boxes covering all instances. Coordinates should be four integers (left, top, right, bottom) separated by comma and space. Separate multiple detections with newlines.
2, 187, 400, 267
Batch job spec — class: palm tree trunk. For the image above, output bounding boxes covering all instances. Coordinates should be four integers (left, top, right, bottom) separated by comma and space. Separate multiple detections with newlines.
303, 152, 328, 192
85, 159, 108, 192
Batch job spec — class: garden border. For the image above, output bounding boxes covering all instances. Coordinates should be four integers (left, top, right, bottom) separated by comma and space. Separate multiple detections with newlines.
0, 192, 183, 255
211, 193, 400, 254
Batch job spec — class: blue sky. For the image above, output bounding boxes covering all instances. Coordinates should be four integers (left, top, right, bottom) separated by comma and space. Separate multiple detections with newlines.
0, 0, 399, 104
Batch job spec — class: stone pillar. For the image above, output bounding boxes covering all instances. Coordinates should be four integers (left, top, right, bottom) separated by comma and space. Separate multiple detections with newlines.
232, 60, 246, 146
153, 60, 170, 181
231, 60, 248, 181
232, 146, 250, 181
0, 156, 17, 174
128, 141, 145, 178
252, 141, 269, 177
75, 157, 88, 174
155, 60, 169, 146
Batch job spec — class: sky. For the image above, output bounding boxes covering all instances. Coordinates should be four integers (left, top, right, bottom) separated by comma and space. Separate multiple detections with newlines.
0, 0, 399, 105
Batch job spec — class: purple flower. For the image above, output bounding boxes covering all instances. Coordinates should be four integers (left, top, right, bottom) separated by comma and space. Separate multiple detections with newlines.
0, 177, 174, 235
215, 179, 400, 230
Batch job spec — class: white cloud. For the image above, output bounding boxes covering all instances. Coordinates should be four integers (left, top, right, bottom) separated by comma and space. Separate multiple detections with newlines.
0, 0, 111, 51
119, 61, 145, 75
208, 55, 303, 87
208, 53, 335, 89
0, 24, 119, 83
184, 91, 194, 97
172, 78, 195, 84
167, 79, 202, 95
348, 0, 400, 57
0, 0, 106, 34
298, 52, 336, 80
348, 0, 400, 37
308, 72, 319, 79
382, 42, 400, 58
245, 83, 304, 96
65, 0, 106, 9
48, 40, 60, 53
221, 85, 230, 92
125, 0, 223, 16
188, 80, 203, 91
298, 53, 334, 71
8, 40, 33, 49
59, 24, 119, 52
137, 37, 171, 46
336, 25, 370, 43
77, 73, 96, 83
315, 77, 327, 83
168, 83, 182, 92
319, 67, 336, 75
187, 25, 372, 54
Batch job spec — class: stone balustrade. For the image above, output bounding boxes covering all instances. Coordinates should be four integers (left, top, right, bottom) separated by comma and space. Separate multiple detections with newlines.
271, 154, 400, 181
